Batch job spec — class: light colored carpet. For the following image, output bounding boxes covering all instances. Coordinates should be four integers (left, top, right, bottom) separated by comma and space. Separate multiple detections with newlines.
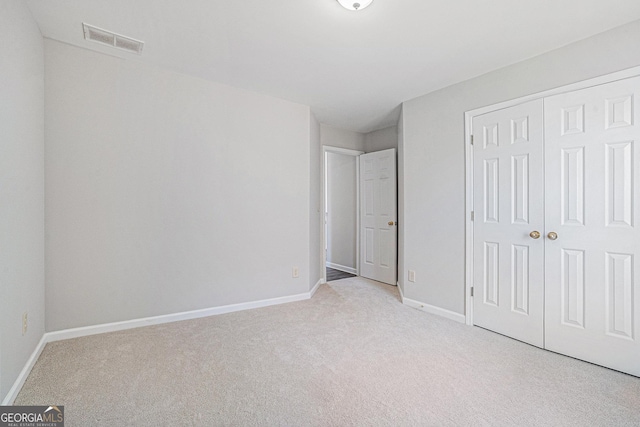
15, 277, 640, 426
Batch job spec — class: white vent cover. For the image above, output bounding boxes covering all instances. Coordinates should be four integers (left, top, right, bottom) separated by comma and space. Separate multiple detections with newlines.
82, 23, 144, 54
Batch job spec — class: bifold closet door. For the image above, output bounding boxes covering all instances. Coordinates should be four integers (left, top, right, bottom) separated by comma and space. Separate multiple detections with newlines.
544, 76, 640, 376
472, 99, 545, 348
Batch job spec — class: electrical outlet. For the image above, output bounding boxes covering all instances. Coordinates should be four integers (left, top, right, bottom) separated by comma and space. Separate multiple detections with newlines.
22, 312, 28, 335
292, 267, 299, 278
408, 270, 416, 282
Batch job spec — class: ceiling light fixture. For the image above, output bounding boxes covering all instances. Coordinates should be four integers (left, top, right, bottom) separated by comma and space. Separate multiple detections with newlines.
337, 0, 374, 11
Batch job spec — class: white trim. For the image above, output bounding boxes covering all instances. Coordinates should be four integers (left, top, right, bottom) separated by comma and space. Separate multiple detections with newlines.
355, 158, 361, 275
403, 297, 466, 324
397, 281, 404, 301
2, 288, 319, 404
468, 65, 640, 119
322, 146, 363, 156
321, 145, 364, 284
310, 278, 324, 298
46, 292, 312, 343
1, 335, 48, 405
464, 111, 474, 326
463, 65, 640, 326
325, 262, 357, 275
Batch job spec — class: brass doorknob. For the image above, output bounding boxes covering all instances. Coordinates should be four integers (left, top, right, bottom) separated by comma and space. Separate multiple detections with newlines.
529, 231, 540, 239
388, 221, 395, 226
547, 231, 558, 240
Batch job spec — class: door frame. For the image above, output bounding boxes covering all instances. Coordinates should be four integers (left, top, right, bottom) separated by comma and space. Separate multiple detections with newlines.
464, 65, 640, 326
322, 145, 364, 282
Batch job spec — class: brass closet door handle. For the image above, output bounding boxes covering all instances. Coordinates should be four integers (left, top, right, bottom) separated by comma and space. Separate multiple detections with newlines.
529, 231, 540, 239
548, 231, 558, 240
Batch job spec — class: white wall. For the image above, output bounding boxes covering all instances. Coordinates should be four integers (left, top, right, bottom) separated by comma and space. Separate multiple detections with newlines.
326, 153, 358, 272
309, 113, 322, 290
364, 126, 398, 153
401, 19, 640, 315
0, 1, 45, 401
44, 40, 311, 331
321, 125, 365, 151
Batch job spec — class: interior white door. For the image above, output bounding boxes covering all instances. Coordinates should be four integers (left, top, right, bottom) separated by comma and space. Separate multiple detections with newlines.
360, 149, 397, 285
544, 76, 640, 376
472, 99, 545, 347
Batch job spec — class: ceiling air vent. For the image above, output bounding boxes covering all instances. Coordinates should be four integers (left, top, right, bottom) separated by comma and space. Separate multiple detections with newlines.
82, 23, 144, 54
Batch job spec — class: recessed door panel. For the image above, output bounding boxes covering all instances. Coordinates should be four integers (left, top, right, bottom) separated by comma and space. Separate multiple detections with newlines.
484, 242, 499, 306
379, 177, 390, 217
511, 245, 529, 314
606, 95, 633, 129
511, 117, 529, 144
484, 124, 499, 148
561, 105, 585, 135
364, 228, 374, 265
379, 229, 391, 268
512, 154, 529, 225
364, 180, 374, 216
605, 141, 634, 227
561, 249, 585, 328
484, 158, 499, 223
606, 252, 634, 340
561, 147, 585, 226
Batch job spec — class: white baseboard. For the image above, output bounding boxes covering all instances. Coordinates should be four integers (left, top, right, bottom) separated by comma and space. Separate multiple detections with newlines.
397, 282, 404, 301
46, 291, 312, 343
1, 335, 48, 405
325, 262, 357, 275
402, 296, 466, 324
2, 287, 318, 404
309, 279, 324, 298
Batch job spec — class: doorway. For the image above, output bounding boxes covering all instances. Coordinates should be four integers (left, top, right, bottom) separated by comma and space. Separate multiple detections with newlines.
323, 146, 363, 281
322, 146, 399, 286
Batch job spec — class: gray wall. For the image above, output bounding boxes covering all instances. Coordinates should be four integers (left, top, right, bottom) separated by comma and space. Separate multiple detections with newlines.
320, 124, 398, 153
401, 19, 640, 315
326, 153, 358, 271
309, 113, 322, 290
321, 124, 365, 151
0, 1, 45, 400
44, 40, 311, 331
364, 126, 398, 153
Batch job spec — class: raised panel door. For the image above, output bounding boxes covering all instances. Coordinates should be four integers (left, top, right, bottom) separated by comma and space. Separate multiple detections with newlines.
359, 149, 397, 285
544, 76, 640, 376
472, 99, 545, 347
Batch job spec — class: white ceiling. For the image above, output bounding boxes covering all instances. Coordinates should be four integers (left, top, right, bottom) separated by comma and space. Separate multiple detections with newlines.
26, 0, 640, 133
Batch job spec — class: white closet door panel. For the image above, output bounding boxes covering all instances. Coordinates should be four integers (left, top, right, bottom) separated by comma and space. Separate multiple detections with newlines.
544, 76, 640, 376
472, 99, 545, 347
